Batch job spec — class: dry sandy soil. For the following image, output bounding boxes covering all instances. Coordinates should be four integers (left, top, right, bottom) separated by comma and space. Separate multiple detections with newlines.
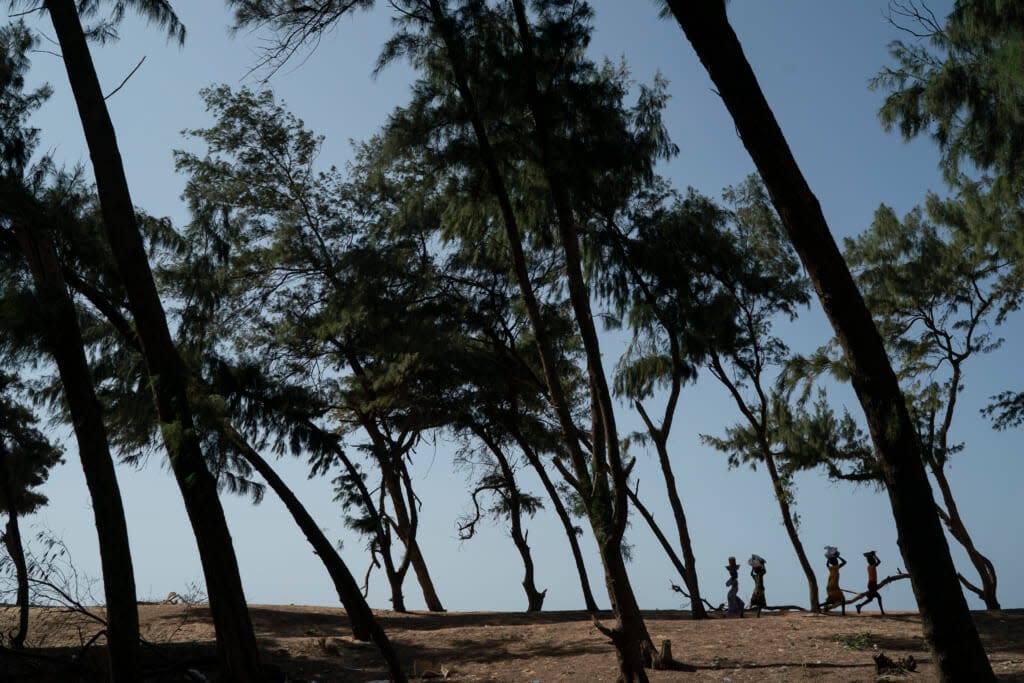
1, 604, 1022, 681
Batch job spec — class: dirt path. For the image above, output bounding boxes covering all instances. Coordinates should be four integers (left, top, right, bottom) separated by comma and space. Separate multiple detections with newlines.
2, 604, 1022, 680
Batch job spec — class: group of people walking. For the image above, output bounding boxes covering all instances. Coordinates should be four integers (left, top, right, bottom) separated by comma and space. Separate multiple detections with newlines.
723, 547, 886, 617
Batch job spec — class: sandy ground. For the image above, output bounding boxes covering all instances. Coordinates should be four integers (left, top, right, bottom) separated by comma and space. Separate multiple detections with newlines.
1, 603, 1022, 681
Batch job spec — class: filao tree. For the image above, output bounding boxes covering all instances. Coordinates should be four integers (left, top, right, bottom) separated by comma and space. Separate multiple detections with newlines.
845, 199, 1018, 609
662, 1, 994, 679
0, 374, 62, 649
174, 85, 449, 614
0, 21, 141, 679
40, 1, 263, 676
228, 2, 683, 678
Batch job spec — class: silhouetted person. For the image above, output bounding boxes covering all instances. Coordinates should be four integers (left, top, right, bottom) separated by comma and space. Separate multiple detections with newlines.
820, 546, 847, 615
725, 556, 744, 617
748, 554, 767, 617
856, 550, 885, 615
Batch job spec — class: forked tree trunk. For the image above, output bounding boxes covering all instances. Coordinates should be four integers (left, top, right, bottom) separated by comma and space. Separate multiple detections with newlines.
664, 3, 994, 679
11, 222, 140, 679
224, 425, 406, 682
930, 463, 999, 609
44, 2, 262, 677
377, 458, 445, 612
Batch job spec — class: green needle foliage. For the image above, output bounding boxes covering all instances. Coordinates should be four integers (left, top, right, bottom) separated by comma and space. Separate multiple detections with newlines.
874, 0, 1024, 192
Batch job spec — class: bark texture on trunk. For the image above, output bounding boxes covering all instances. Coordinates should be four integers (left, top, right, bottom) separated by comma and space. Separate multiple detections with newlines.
664, 3, 994, 680
11, 222, 140, 679
225, 426, 406, 681
44, 2, 262, 677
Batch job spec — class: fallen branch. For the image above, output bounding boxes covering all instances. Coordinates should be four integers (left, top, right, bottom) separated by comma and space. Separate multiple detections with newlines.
839, 572, 910, 604
669, 582, 723, 613
761, 604, 808, 612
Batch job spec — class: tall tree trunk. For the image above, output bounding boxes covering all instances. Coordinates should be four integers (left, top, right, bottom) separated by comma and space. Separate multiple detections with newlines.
427, 1, 652, 676
44, 3, 262, 677
664, 3, 994, 679
508, 3, 655, 677
223, 425, 407, 682
3, 512, 28, 649
508, 426, 600, 611
11, 222, 140, 679
930, 463, 999, 609
763, 452, 819, 611
476, 428, 547, 612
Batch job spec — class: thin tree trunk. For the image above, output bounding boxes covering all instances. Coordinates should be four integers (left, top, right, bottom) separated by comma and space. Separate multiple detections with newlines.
652, 440, 705, 619
763, 452, 819, 611
2, 510, 29, 649
625, 486, 691, 590
508, 426, 600, 612
930, 463, 999, 609
634, 401, 706, 620
11, 221, 140, 679
664, 4, 994, 679
223, 424, 407, 682
44, 3, 262, 677
476, 428, 547, 612
0, 442, 31, 650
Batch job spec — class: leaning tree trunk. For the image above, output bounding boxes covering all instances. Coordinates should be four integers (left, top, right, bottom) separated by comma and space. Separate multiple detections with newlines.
763, 451, 819, 612
3, 511, 29, 650
44, 2, 262, 677
664, 3, 994, 680
930, 463, 1000, 609
11, 222, 140, 679
508, 2, 657, 677
625, 486, 695, 596
224, 425, 406, 682
509, 426, 600, 612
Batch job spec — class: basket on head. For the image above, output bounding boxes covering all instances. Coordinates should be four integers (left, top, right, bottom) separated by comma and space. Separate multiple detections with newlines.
748, 554, 766, 568
726, 556, 740, 570
824, 546, 840, 559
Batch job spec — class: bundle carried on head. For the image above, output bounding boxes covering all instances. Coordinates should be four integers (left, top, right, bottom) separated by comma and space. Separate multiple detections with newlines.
824, 546, 840, 559
748, 554, 766, 568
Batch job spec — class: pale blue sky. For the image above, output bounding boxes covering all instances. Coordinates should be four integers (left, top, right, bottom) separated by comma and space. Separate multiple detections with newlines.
9, 1, 1022, 614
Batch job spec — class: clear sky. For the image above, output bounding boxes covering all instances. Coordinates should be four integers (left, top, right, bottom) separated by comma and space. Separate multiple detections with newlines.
8, 0, 1023, 615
